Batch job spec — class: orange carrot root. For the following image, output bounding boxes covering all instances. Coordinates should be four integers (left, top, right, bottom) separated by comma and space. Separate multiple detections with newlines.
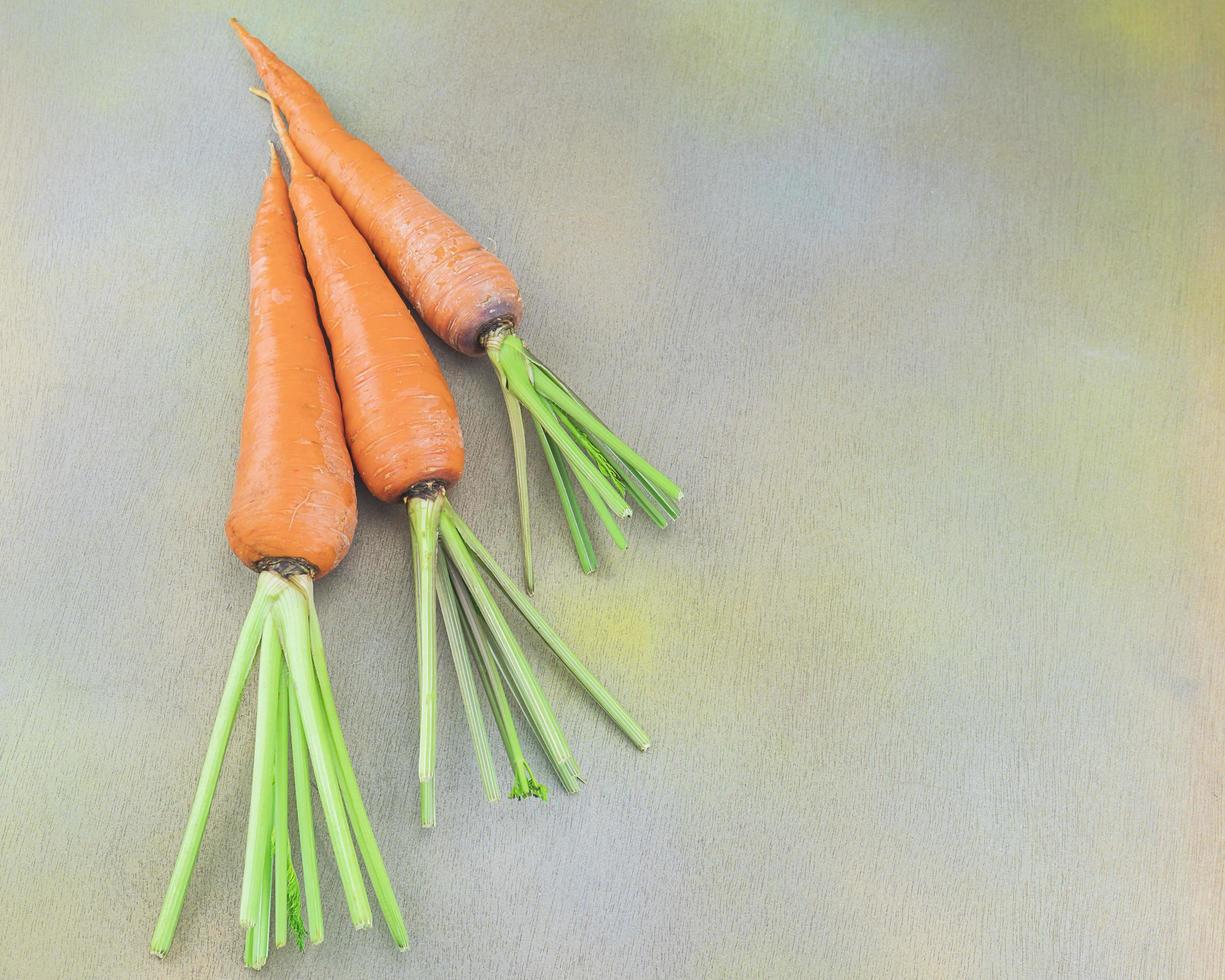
233, 19, 521, 355
259, 90, 464, 502
225, 144, 356, 577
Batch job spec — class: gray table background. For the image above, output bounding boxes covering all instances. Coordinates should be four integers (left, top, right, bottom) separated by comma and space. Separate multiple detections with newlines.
3, 1, 1224, 977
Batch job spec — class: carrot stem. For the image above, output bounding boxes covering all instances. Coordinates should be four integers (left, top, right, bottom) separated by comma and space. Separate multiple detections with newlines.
245, 838, 273, 968
287, 680, 323, 944
615, 445, 681, 520
294, 576, 409, 950
274, 670, 290, 948
407, 492, 443, 828
439, 508, 581, 791
445, 506, 651, 750
436, 566, 501, 802
570, 414, 672, 527
276, 587, 370, 931
553, 405, 629, 498
496, 379, 535, 594
445, 557, 547, 800
541, 399, 626, 550
150, 572, 286, 958
534, 418, 597, 573
555, 431, 629, 551
239, 612, 283, 928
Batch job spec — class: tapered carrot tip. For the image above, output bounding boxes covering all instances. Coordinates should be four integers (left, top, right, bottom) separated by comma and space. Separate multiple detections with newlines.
230, 18, 268, 67
252, 89, 309, 179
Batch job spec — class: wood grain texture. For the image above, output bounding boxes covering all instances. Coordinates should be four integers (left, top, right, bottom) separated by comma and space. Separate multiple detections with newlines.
2, 1, 1224, 977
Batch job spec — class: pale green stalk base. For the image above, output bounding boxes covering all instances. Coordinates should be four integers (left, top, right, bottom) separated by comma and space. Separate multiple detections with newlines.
408, 493, 444, 828
150, 571, 409, 965
485, 328, 683, 576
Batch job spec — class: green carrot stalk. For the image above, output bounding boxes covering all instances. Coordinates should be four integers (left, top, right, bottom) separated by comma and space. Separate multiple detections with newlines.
533, 396, 627, 552
534, 418, 597, 572
406, 493, 443, 828
446, 506, 650, 749
245, 843, 273, 969
560, 448, 628, 550
295, 576, 409, 950
486, 330, 630, 519
445, 559, 546, 800
583, 424, 673, 527
471, 595, 580, 791
274, 670, 290, 948
484, 327, 682, 577
276, 588, 370, 929
422, 499, 653, 803
239, 615, 283, 927
554, 408, 627, 498
498, 382, 535, 593
527, 351, 681, 501
436, 567, 501, 802
150, 573, 286, 958
439, 511, 580, 791
287, 680, 322, 944
154, 574, 407, 964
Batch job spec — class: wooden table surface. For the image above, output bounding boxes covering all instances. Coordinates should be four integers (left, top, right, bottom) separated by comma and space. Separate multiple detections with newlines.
3, 2, 1224, 977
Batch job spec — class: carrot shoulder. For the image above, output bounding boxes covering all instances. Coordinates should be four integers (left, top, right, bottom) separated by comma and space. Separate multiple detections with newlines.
232, 19, 521, 356
261, 96, 464, 503
225, 146, 356, 577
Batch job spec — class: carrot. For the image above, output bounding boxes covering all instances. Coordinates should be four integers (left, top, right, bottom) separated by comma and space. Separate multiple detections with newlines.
224, 148, 355, 577
231, 20, 683, 591
150, 147, 407, 965
231, 18, 519, 358
261, 94, 651, 824
253, 97, 463, 505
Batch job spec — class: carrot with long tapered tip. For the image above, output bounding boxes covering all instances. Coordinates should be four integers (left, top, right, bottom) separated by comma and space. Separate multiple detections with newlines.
231, 19, 682, 590
257, 91, 651, 825
150, 146, 407, 965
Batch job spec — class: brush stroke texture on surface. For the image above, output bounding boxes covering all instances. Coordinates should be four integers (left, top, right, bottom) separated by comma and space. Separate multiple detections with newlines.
1, 0, 1223, 977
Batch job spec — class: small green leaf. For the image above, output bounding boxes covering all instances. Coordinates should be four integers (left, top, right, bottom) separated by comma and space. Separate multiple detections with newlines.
287, 857, 306, 952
